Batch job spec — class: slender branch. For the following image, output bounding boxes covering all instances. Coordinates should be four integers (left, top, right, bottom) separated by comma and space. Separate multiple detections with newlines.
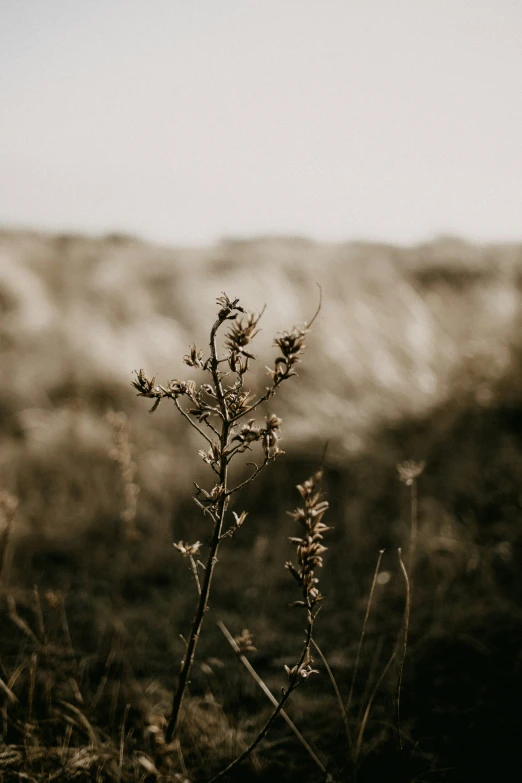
204, 419, 221, 438
218, 622, 328, 775
312, 638, 352, 751
223, 442, 253, 463
165, 450, 229, 744
306, 283, 322, 329
209, 316, 229, 421
397, 548, 411, 750
209, 611, 316, 782
225, 459, 270, 497
346, 549, 384, 714
354, 650, 397, 764
189, 556, 201, 595
165, 313, 233, 743
164, 307, 245, 742
229, 380, 284, 425
408, 479, 418, 573
172, 398, 214, 446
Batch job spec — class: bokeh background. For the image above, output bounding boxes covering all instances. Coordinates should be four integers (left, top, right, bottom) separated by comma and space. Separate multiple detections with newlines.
1, 3, 522, 782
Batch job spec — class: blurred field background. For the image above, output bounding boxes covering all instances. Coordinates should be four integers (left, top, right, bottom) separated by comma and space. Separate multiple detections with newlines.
1, 229, 522, 781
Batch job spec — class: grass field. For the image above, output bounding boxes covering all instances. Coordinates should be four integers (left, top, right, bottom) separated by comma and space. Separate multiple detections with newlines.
1, 229, 522, 782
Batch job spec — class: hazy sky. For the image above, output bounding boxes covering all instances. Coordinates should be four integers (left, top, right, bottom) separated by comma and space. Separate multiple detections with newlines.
1, 0, 521, 246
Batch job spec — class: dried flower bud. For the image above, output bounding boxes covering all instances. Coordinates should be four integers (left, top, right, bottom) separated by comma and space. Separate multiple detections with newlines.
183, 344, 205, 369
198, 442, 221, 466
225, 311, 262, 368
234, 628, 256, 654
173, 541, 202, 558
397, 460, 426, 486
216, 293, 245, 318
286, 472, 330, 609
233, 510, 248, 528
268, 325, 308, 383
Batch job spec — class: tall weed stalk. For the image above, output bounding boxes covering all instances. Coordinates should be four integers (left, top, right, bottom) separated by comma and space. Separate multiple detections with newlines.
133, 291, 320, 744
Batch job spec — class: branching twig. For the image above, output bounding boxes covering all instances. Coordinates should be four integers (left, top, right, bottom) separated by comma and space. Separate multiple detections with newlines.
225, 459, 271, 497
172, 398, 214, 446
133, 292, 319, 752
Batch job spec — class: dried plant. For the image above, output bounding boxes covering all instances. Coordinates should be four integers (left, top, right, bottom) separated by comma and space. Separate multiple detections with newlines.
210, 470, 330, 782
397, 459, 425, 571
133, 290, 321, 746
106, 411, 141, 541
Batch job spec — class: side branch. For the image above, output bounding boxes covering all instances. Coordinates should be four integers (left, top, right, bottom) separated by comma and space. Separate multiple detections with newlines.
172, 398, 214, 446
225, 458, 270, 497
209, 614, 316, 783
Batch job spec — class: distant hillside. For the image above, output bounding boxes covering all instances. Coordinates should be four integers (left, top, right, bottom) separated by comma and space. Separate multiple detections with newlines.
1, 229, 521, 453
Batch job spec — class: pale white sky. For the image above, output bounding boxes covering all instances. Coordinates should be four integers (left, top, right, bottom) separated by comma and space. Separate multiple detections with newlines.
1, 0, 521, 246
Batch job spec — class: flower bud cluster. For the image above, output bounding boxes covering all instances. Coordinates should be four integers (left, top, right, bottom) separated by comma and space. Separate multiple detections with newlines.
396, 459, 426, 486
216, 293, 245, 319
198, 441, 221, 467
284, 662, 319, 680
224, 380, 255, 418
225, 311, 262, 372
230, 414, 283, 459
269, 325, 308, 383
234, 628, 256, 654
173, 540, 202, 558
285, 472, 330, 609
183, 344, 206, 369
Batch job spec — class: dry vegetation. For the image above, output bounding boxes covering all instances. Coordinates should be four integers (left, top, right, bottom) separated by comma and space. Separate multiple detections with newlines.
1, 229, 522, 782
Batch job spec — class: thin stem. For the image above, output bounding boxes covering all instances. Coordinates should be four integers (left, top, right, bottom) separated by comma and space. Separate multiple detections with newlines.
354, 650, 397, 764
173, 398, 214, 446
225, 459, 270, 496
204, 419, 221, 438
229, 380, 284, 424
165, 314, 232, 744
312, 638, 352, 751
209, 317, 229, 419
409, 480, 418, 573
189, 556, 201, 595
397, 548, 411, 750
210, 612, 316, 782
347, 549, 384, 714
218, 622, 327, 775
223, 441, 253, 462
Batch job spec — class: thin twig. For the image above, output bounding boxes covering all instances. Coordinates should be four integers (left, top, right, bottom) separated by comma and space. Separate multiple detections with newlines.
189, 556, 201, 595
397, 548, 411, 750
225, 459, 270, 496
354, 650, 397, 763
165, 312, 232, 743
409, 480, 418, 573
210, 609, 317, 782
312, 638, 352, 750
218, 622, 328, 775
347, 550, 384, 714
173, 398, 214, 446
